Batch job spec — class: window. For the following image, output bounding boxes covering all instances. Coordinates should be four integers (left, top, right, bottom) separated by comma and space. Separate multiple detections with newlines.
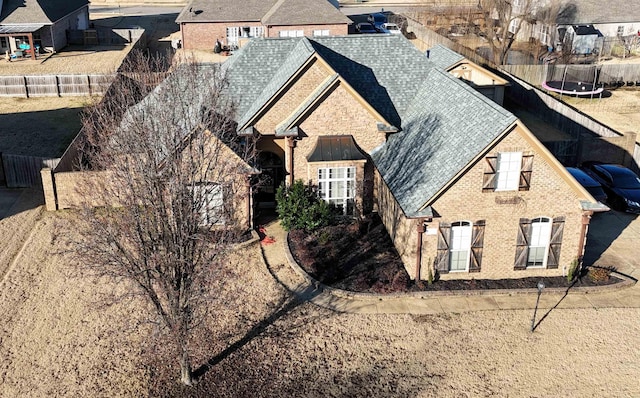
318, 166, 355, 215
313, 29, 330, 37
193, 183, 224, 226
496, 152, 522, 190
508, 18, 520, 34
483, 152, 533, 192
249, 26, 264, 38
539, 25, 550, 46
514, 217, 564, 270
527, 217, 552, 267
279, 30, 304, 38
617, 25, 625, 36
435, 220, 485, 274
450, 221, 472, 272
0, 37, 7, 49
226, 27, 240, 45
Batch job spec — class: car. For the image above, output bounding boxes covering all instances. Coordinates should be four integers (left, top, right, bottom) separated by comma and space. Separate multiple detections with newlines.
367, 13, 387, 30
378, 22, 402, 35
580, 163, 640, 213
566, 167, 607, 203
356, 22, 377, 34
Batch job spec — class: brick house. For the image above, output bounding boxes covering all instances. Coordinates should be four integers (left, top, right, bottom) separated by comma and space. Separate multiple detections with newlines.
0, 0, 89, 58
175, 0, 350, 50
221, 35, 606, 280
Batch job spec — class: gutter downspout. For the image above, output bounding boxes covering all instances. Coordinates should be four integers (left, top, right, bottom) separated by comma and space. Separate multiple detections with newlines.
415, 218, 427, 280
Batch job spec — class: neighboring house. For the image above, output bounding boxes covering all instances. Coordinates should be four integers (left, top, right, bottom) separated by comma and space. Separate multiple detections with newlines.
220, 35, 606, 280
523, 0, 640, 50
175, 0, 351, 50
426, 44, 509, 106
564, 25, 603, 55
0, 0, 89, 58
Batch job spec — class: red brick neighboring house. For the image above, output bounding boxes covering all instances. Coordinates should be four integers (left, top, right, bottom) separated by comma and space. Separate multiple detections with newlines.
175, 0, 351, 50
0, 0, 89, 58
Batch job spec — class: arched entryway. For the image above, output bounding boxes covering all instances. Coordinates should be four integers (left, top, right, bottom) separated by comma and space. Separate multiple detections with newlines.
255, 151, 285, 209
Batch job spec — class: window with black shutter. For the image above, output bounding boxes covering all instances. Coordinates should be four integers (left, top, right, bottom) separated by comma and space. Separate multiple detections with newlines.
482, 156, 497, 191
483, 153, 534, 192
519, 154, 534, 191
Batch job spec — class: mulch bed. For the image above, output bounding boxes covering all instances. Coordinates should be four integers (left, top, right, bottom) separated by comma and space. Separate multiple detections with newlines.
288, 215, 623, 294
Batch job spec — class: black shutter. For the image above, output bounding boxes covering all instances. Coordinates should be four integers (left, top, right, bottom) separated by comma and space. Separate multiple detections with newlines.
482, 156, 498, 192
514, 218, 531, 270
546, 216, 565, 269
519, 154, 534, 191
469, 220, 485, 272
435, 222, 451, 274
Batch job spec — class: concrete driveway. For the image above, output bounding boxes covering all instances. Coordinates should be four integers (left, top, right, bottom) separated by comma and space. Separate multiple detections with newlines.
584, 210, 640, 280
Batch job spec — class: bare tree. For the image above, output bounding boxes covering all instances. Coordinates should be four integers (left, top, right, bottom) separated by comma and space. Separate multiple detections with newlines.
73, 51, 256, 386
477, 0, 535, 64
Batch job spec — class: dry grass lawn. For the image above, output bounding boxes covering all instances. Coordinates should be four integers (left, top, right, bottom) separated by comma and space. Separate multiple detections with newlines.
563, 89, 640, 135
0, 45, 131, 76
0, 97, 92, 157
1, 207, 640, 397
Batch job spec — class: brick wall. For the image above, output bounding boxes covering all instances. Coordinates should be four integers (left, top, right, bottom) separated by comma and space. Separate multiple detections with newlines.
267, 24, 348, 38
377, 123, 591, 280
255, 58, 332, 134
180, 21, 262, 50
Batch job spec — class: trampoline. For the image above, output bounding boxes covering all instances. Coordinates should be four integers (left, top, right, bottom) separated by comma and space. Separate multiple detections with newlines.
541, 80, 603, 96
542, 64, 603, 98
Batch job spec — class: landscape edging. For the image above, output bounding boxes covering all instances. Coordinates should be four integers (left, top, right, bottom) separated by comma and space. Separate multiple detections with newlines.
283, 232, 635, 301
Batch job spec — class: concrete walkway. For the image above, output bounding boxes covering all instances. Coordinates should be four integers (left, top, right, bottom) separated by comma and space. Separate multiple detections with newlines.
258, 220, 640, 314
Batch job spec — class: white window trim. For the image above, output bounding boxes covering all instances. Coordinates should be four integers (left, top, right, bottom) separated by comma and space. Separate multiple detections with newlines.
495, 151, 522, 191
279, 30, 304, 38
318, 166, 356, 215
527, 217, 551, 268
449, 221, 472, 272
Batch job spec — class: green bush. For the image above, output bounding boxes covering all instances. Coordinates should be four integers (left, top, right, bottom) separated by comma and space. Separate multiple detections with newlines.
275, 180, 334, 232
567, 258, 579, 282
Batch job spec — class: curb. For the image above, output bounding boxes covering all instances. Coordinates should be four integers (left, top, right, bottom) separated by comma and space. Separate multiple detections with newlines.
283, 232, 636, 302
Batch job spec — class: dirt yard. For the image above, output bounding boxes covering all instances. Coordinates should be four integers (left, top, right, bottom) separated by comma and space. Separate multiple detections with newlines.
1, 207, 639, 397
0, 97, 91, 157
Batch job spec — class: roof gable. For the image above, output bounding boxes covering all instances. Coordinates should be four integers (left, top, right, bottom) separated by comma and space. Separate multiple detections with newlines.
372, 68, 517, 217
0, 0, 88, 24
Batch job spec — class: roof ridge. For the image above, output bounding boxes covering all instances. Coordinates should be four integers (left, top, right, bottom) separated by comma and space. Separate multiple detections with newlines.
261, 0, 287, 24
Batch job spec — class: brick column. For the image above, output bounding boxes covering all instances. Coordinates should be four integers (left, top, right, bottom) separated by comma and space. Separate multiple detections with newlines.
40, 167, 57, 211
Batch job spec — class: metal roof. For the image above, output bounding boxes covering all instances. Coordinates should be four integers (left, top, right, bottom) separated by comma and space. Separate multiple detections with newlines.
307, 135, 367, 162
0, 24, 44, 34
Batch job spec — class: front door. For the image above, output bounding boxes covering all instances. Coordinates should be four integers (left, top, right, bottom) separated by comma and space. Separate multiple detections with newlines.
255, 151, 284, 209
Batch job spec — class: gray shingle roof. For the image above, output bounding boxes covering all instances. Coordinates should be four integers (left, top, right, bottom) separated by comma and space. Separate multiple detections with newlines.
425, 44, 465, 70
0, 0, 88, 25
236, 38, 316, 129
223, 36, 517, 217
556, 0, 640, 24
371, 68, 517, 218
176, 0, 350, 25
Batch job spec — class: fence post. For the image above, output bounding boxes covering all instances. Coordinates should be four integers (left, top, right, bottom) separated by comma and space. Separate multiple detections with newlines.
23, 76, 29, 98
41, 167, 58, 211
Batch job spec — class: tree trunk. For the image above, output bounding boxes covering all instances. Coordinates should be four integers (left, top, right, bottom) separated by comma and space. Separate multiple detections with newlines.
180, 347, 193, 386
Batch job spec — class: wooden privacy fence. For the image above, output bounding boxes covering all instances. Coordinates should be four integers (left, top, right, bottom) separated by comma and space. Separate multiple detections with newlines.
1, 153, 60, 188
0, 74, 115, 97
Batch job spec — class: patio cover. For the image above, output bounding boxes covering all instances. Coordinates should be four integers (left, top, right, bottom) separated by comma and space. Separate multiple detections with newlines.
0, 24, 44, 34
